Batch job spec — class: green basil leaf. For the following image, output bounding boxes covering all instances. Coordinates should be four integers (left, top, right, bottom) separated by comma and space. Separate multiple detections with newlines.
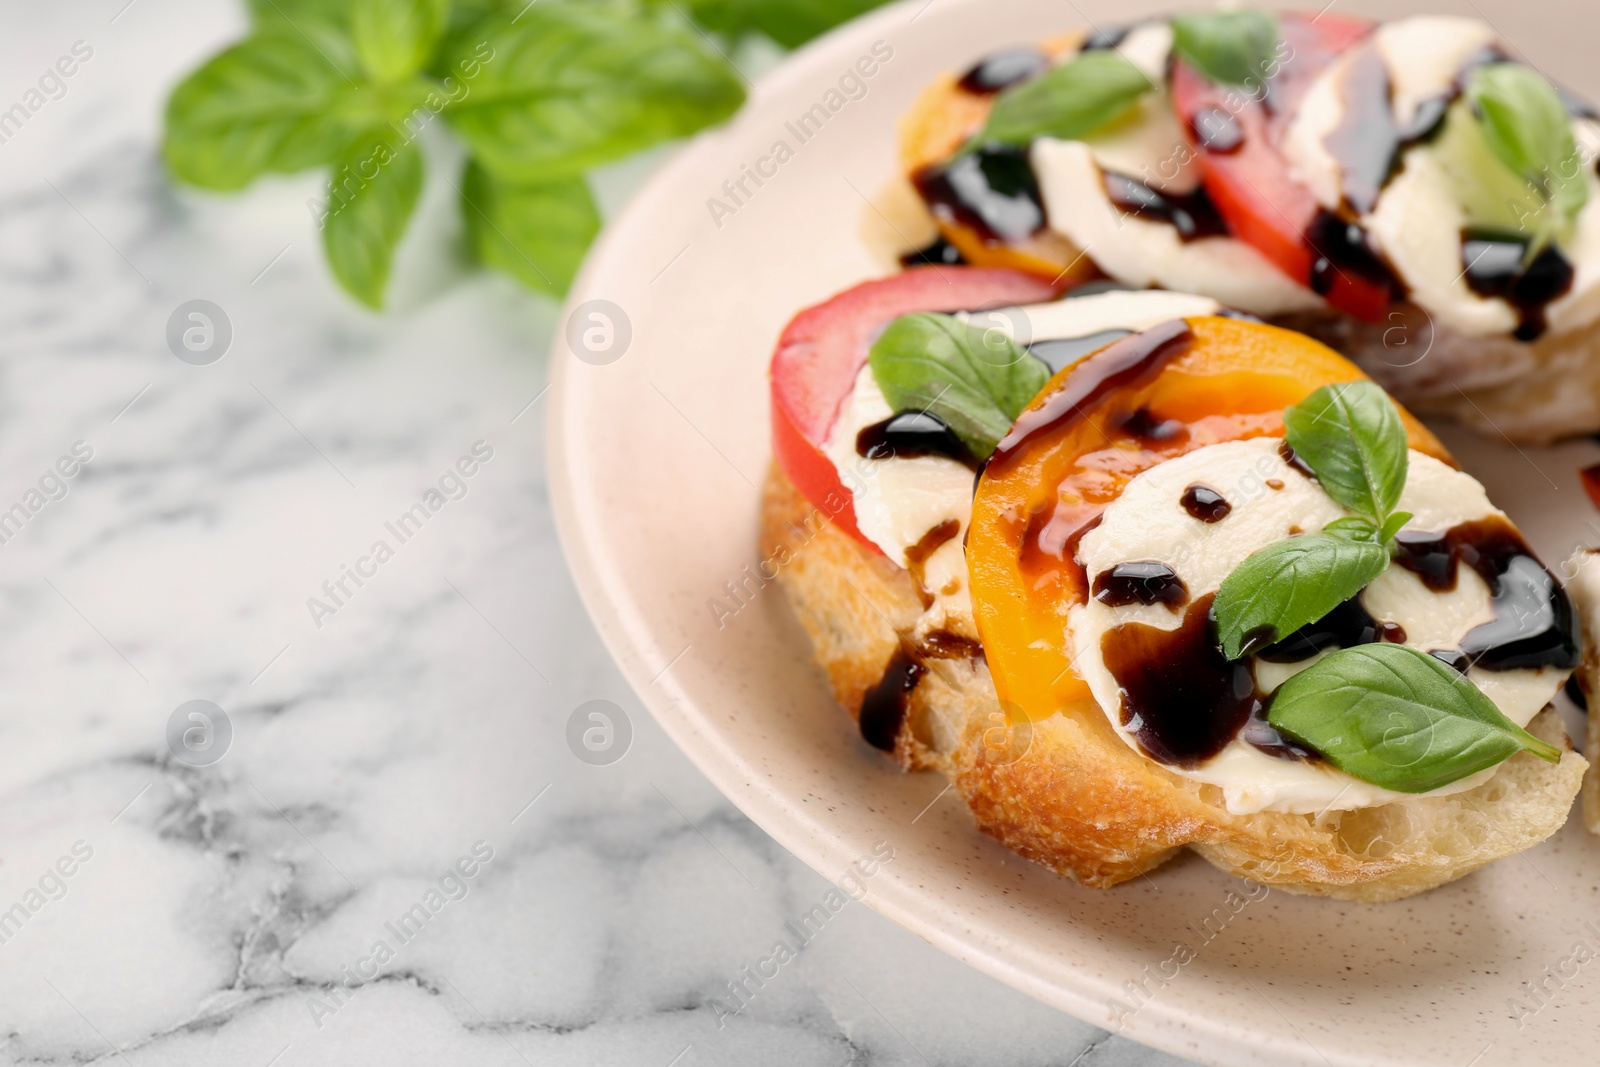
440, 6, 745, 181
1378, 510, 1413, 545
678, 0, 892, 49
1322, 516, 1379, 543
164, 30, 368, 190
1212, 534, 1390, 660
1467, 63, 1589, 234
1283, 381, 1408, 525
867, 312, 1050, 460
461, 161, 599, 296
1170, 9, 1279, 87
1267, 644, 1562, 793
352, 0, 450, 83
322, 129, 424, 308
249, 0, 353, 31
980, 50, 1151, 147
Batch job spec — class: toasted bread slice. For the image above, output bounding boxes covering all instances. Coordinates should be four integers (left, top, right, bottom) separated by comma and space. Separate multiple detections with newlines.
1560, 549, 1600, 833
764, 464, 1588, 899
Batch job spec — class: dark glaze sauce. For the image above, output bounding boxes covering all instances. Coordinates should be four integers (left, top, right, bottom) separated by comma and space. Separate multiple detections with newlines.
1118, 406, 1187, 443
1100, 592, 1263, 766
1323, 46, 1409, 215
1277, 440, 1317, 481
1180, 483, 1231, 522
899, 237, 966, 269
859, 647, 923, 751
1305, 209, 1403, 302
1095, 516, 1575, 769
904, 518, 961, 608
1190, 107, 1243, 153
1092, 561, 1189, 608
958, 47, 1048, 94
1565, 673, 1589, 709
858, 410, 977, 468
1028, 329, 1134, 373
913, 146, 1045, 244
1081, 25, 1131, 51
1460, 231, 1575, 341
992, 319, 1195, 473
859, 630, 984, 751
1391, 518, 1579, 671
1103, 173, 1231, 241
1253, 594, 1400, 662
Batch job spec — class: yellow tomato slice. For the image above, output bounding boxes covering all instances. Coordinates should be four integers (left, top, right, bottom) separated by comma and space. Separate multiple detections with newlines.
967, 316, 1449, 725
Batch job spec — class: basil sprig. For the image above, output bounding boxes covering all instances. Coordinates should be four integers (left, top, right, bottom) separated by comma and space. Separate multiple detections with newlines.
1170, 9, 1279, 88
867, 312, 1050, 459
1267, 644, 1561, 793
168, 0, 887, 308
1213, 381, 1412, 658
980, 50, 1152, 146
1466, 63, 1589, 251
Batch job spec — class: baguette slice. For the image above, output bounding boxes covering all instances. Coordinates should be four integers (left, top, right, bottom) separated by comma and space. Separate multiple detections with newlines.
765, 464, 1588, 899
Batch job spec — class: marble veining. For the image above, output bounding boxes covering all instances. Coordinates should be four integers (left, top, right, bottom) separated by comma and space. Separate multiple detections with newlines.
0, 2, 1192, 1065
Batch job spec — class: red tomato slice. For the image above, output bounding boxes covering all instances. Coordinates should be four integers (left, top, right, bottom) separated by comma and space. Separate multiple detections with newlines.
770, 266, 1062, 549
1172, 12, 1391, 321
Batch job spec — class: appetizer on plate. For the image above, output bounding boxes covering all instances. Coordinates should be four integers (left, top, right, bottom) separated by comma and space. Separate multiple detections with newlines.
763, 267, 1588, 900
893, 9, 1600, 441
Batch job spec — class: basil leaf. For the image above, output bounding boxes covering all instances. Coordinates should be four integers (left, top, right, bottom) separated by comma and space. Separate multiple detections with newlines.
352, 0, 449, 83
680, 0, 892, 49
164, 31, 367, 190
1467, 63, 1589, 236
1283, 381, 1408, 525
867, 312, 1050, 460
980, 50, 1151, 147
322, 129, 424, 308
1170, 9, 1279, 87
461, 162, 599, 296
440, 6, 745, 181
1322, 516, 1379, 543
1267, 644, 1562, 793
1377, 510, 1413, 545
1212, 534, 1390, 659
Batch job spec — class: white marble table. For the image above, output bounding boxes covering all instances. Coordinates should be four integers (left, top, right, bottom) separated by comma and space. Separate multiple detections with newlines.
0, 3, 1192, 1064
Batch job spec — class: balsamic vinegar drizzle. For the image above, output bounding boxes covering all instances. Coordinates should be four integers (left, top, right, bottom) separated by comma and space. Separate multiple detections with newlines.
859, 630, 985, 751
857, 409, 978, 467
1305, 210, 1403, 302
1092, 562, 1189, 608
1180, 483, 1231, 522
992, 319, 1195, 473
913, 146, 1045, 244
1102, 174, 1231, 242
958, 47, 1049, 94
1027, 328, 1134, 373
899, 237, 966, 269
859, 648, 923, 751
1390, 518, 1579, 671
1100, 593, 1274, 766
1460, 232, 1575, 341
1094, 517, 1576, 769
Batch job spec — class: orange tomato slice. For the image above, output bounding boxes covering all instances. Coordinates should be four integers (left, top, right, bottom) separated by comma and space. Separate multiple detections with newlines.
967, 316, 1448, 725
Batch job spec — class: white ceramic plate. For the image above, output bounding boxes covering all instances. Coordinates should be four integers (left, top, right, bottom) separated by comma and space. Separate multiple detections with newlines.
549, 2, 1600, 1063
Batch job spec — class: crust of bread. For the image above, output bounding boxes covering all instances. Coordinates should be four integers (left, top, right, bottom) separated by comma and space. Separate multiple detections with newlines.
1560, 549, 1600, 833
764, 464, 1589, 898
